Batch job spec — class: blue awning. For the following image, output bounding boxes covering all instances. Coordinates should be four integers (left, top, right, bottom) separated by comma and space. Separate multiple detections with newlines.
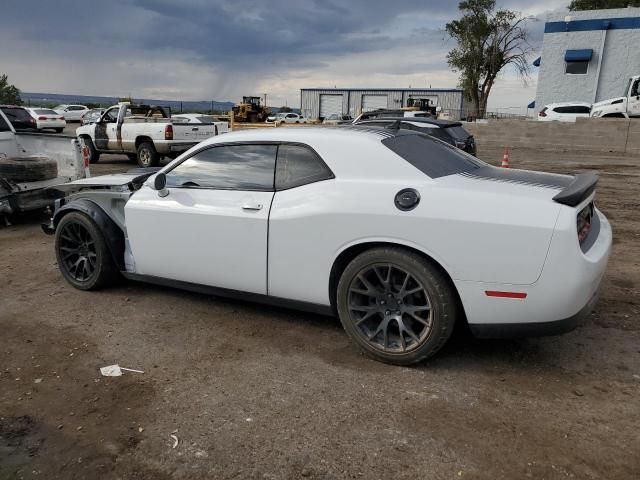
565, 49, 593, 62
532, 57, 541, 67
527, 101, 535, 109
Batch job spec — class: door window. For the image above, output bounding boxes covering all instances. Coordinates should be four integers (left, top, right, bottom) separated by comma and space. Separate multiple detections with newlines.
275, 144, 334, 190
0, 113, 10, 132
102, 108, 119, 122
166, 144, 277, 191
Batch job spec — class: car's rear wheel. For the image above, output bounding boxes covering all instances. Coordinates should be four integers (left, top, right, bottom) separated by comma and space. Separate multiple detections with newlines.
336, 247, 457, 365
55, 212, 118, 290
137, 142, 160, 167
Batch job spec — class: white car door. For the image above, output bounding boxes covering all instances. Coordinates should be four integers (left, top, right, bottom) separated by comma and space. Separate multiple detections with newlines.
125, 143, 277, 295
0, 113, 19, 156
628, 78, 640, 117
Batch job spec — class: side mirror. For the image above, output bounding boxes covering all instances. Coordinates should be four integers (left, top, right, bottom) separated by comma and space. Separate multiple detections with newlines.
153, 172, 169, 197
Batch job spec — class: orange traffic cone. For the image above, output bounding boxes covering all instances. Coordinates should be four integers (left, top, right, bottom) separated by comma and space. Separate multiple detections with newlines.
501, 147, 510, 168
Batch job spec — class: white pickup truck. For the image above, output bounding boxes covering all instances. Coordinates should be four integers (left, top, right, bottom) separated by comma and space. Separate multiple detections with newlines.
591, 75, 640, 119
76, 103, 218, 167
0, 108, 86, 217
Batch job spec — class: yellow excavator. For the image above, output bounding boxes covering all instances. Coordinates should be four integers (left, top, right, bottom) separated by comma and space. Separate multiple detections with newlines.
232, 96, 270, 123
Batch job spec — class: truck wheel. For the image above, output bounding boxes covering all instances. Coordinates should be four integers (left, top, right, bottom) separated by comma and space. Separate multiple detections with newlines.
137, 142, 160, 167
336, 247, 458, 365
83, 138, 100, 164
0, 156, 58, 182
55, 211, 118, 290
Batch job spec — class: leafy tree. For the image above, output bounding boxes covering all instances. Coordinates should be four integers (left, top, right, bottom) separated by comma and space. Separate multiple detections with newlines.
446, 0, 532, 117
278, 106, 292, 113
0, 74, 22, 105
569, 0, 640, 10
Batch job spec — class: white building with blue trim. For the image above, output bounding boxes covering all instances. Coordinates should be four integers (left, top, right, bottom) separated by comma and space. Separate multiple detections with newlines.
533, 7, 640, 113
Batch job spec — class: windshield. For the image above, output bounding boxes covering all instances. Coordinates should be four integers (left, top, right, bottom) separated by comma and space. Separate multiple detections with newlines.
382, 132, 484, 179
53, 105, 66, 110
34, 109, 58, 115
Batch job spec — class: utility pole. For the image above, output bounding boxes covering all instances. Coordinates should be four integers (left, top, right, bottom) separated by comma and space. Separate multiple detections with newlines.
263, 93, 267, 107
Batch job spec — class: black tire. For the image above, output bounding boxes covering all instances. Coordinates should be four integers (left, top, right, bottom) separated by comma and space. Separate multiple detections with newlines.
83, 137, 100, 164
137, 142, 160, 167
336, 247, 457, 365
0, 156, 58, 182
54, 128, 64, 133
54, 212, 118, 290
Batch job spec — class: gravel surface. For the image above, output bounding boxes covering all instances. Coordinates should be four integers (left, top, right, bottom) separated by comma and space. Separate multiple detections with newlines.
1, 143, 639, 479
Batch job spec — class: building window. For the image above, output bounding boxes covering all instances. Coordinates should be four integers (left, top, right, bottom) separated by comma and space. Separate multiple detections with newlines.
565, 61, 589, 75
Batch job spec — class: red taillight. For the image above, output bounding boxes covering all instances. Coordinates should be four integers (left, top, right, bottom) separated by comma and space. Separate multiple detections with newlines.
59, 117, 65, 120
165, 124, 173, 140
38, 116, 47, 120
577, 203, 593, 244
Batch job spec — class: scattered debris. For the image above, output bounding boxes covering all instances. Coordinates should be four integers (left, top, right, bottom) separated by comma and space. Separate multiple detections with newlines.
100, 365, 144, 377
170, 434, 179, 449
138, 427, 144, 433
33, 378, 42, 384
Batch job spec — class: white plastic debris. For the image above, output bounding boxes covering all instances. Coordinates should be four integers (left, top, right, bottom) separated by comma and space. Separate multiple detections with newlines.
99, 365, 144, 377
170, 434, 179, 449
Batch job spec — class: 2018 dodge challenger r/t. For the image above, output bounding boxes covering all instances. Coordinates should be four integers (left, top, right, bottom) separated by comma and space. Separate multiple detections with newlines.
44, 127, 612, 365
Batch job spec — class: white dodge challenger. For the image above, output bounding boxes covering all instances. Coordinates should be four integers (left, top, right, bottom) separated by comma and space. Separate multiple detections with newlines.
45, 127, 612, 365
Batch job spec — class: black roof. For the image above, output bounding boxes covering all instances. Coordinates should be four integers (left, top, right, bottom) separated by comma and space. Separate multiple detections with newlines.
355, 117, 463, 128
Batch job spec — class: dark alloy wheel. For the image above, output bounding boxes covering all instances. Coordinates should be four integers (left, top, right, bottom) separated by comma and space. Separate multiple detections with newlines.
54, 212, 118, 290
337, 247, 457, 365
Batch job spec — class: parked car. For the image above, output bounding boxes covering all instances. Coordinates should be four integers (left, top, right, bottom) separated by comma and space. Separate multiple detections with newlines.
0, 105, 37, 130
353, 109, 432, 123
81, 108, 105, 125
354, 117, 476, 156
45, 127, 610, 365
538, 102, 592, 122
171, 113, 230, 134
26, 108, 66, 133
267, 112, 309, 124
53, 105, 89, 122
0, 108, 86, 215
76, 103, 218, 167
322, 113, 353, 125
591, 74, 640, 118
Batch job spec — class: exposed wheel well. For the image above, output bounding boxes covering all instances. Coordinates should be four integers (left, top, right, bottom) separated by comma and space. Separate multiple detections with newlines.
135, 136, 154, 149
328, 242, 465, 320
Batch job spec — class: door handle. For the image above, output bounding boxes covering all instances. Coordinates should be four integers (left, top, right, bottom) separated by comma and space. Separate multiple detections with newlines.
242, 204, 263, 211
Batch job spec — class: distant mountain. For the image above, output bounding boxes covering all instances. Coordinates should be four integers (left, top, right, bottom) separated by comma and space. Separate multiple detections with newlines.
21, 92, 236, 113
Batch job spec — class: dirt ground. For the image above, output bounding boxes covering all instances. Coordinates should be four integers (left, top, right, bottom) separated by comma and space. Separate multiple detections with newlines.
1, 139, 639, 479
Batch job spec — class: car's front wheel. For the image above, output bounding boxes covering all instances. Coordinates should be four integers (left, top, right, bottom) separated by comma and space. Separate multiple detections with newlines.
336, 247, 457, 365
55, 212, 118, 290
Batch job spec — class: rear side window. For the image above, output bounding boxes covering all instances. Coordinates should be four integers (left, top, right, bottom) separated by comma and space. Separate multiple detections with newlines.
445, 126, 471, 141
275, 144, 334, 190
382, 133, 484, 179
166, 144, 277, 191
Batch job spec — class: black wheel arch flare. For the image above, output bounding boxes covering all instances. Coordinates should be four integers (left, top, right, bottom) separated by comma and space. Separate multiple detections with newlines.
53, 199, 125, 270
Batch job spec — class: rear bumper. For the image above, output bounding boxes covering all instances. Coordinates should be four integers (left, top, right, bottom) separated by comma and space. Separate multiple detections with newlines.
470, 287, 599, 339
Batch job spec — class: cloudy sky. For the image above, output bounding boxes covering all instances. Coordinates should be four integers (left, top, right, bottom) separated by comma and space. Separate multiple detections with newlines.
1, 0, 567, 112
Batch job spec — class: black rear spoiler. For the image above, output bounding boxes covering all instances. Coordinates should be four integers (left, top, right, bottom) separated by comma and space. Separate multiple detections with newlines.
553, 172, 598, 207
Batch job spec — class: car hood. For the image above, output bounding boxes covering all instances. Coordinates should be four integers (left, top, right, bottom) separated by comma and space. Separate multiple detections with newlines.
51, 168, 161, 193
592, 97, 626, 108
